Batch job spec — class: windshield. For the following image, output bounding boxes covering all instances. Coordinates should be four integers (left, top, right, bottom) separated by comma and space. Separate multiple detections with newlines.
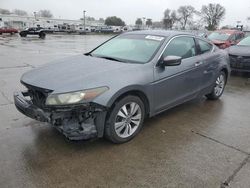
208, 32, 230, 41
91, 34, 165, 64
238, 36, 250, 46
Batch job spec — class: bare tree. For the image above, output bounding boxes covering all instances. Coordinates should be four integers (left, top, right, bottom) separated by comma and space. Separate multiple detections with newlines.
200, 3, 225, 30
0, 8, 11, 15
38, 10, 53, 18
13, 9, 28, 16
177, 5, 196, 30
99, 18, 105, 22
163, 9, 178, 29
86, 17, 95, 21
152, 21, 163, 29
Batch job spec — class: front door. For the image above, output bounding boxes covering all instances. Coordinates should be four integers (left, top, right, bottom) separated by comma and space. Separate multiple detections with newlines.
153, 36, 203, 113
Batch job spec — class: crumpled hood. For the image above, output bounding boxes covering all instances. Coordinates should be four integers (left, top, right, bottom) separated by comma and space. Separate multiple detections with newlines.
212, 40, 226, 45
228, 45, 250, 57
21, 55, 139, 93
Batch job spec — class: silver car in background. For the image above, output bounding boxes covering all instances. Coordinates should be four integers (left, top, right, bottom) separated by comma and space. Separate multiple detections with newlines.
14, 30, 230, 143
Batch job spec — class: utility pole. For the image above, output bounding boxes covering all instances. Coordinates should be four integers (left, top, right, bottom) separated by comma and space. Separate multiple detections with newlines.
83, 10, 86, 31
33, 12, 36, 27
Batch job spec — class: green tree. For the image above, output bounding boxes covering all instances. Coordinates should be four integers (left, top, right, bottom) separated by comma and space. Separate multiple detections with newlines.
105, 16, 125, 26
200, 3, 226, 30
135, 18, 143, 28
146, 18, 152, 27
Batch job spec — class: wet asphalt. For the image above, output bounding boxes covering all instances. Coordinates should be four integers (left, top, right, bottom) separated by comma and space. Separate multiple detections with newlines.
0, 34, 250, 188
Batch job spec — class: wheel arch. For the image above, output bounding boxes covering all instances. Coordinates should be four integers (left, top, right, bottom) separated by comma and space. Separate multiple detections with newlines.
220, 67, 229, 83
106, 87, 151, 117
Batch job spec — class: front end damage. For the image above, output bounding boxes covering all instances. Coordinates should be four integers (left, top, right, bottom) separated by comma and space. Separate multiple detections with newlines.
14, 88, 107, 140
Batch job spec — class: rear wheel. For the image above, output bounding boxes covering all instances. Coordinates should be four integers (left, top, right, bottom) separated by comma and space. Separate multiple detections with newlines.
39, 32, 46, 39
20, 32, 27, 37
206, 71, 226, 100
105, 95, 145, 143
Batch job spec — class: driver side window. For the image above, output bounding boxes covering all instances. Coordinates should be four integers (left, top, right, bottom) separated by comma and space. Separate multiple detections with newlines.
162, 36, 196, 59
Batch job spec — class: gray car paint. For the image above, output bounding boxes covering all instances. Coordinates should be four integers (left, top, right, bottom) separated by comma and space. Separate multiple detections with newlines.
20, 30, 230, 118
228, 45, 250, 56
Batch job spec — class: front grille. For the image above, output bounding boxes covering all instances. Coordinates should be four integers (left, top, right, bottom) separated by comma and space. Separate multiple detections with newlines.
22, 83, 52, 108
29, 89, 48, 108
229, 55, 250, 69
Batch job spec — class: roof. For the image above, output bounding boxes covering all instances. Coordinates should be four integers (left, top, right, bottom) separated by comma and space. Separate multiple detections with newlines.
122, 30, 192, 37
215, 29, 244, 34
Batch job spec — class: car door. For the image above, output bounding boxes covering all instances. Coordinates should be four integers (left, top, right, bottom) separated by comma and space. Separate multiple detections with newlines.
153, 36, 203, 113
195, 38, 219, 93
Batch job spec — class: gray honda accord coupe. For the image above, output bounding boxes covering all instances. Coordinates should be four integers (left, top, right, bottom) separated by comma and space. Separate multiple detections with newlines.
14, 30, 230, 143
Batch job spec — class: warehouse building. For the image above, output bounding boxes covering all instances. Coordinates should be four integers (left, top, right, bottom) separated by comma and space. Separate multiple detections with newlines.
0, 14, 104, 30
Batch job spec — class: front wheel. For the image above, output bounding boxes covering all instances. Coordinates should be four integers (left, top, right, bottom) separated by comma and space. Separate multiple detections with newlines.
206, 71, 226, 100
105, 95, 145, 143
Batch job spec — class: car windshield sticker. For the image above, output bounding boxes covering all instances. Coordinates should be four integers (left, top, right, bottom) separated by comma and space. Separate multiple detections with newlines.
145, 35, 164, 41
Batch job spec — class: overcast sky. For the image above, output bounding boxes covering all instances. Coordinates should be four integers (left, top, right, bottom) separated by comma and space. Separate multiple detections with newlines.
1, 0, 250, 26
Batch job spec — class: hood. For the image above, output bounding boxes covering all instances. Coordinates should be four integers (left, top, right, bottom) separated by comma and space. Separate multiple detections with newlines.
212, 40, 226, 45
228, 45, 250, 57
21, 55, 140, 93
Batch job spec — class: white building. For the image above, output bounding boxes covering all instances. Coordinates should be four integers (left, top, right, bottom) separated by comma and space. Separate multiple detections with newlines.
0, 14, 104, 30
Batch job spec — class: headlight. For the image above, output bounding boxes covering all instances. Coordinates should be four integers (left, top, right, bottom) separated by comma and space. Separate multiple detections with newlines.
45, 87, 109, 106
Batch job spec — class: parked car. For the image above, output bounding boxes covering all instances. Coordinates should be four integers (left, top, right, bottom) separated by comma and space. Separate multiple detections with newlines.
208, 30, 245, 49
19, 27, 46, 39
227, 36, 250, 72
0, 27, 18, 35
14, 30, 230, 143
95, 26, 114, 33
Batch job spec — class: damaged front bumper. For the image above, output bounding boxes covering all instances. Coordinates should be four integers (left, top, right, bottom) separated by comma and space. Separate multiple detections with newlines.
14, 91, 107, 140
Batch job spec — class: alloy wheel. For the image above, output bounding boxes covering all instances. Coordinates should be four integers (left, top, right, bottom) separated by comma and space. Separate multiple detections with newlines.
114, 102, 142, 138
214, 74, 225, 96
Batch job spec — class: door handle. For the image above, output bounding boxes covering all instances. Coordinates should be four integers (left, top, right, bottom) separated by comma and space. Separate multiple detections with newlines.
195, 61, 203, 67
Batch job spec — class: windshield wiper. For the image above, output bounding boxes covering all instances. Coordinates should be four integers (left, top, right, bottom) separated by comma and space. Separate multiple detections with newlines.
97, 56, 123, 62
84, 52, 92, 56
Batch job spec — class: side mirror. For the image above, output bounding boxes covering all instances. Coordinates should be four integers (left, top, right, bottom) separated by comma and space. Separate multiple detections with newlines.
162, 56, 182, 66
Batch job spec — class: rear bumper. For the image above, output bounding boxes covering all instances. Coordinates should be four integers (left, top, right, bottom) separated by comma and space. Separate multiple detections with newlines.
14, 91, 107, 140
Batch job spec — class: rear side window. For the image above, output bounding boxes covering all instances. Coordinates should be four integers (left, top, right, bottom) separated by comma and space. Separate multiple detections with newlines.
197, 39, 213, 54
230, 34, 236, 41
236, 33, 244, 40
163, 36, 196, 59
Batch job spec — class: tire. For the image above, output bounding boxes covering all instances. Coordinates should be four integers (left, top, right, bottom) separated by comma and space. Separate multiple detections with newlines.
105, 95, 145, 144
206, 71, 227, 100
39, 32, 46, 39
20, 32, 27, 37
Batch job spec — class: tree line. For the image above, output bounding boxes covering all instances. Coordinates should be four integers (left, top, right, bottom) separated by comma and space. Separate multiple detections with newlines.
136, 3, 227, 30
1, 4, 249, 30
162, 3, 226, 30
0, 8, 53, 18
